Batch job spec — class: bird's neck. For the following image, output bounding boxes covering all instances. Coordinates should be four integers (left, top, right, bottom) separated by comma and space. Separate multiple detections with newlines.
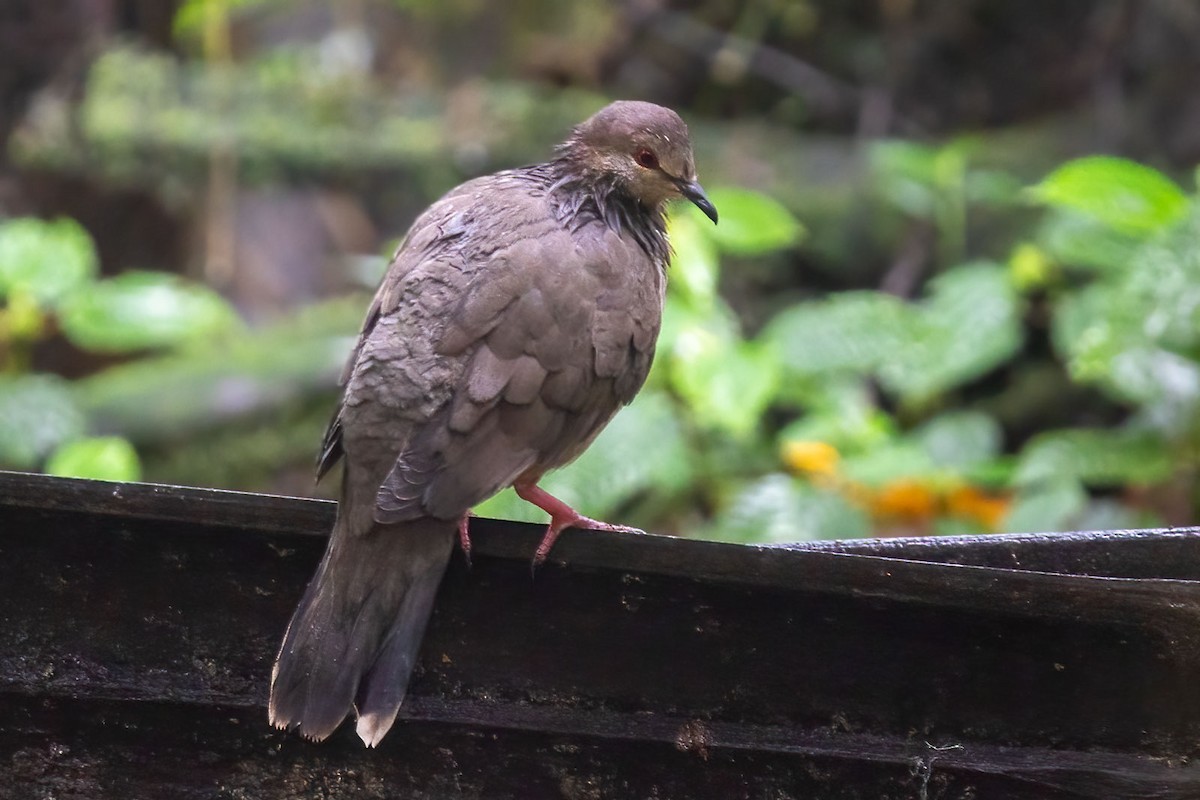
541, 158, 670, 267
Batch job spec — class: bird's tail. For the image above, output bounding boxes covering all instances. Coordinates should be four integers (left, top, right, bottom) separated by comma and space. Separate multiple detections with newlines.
268, 513, 455, 746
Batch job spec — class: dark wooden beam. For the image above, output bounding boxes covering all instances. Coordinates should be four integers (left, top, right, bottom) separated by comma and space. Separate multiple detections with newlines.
2, 470, 1199, 798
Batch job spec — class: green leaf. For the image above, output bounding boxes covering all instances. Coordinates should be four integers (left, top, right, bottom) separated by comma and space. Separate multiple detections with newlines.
1030, 156, 1189, 236
1035, 210, 1141, 274
839, 440, 936, 487
1071, 498, 1162, 533
763, 292, 911, 377
58, 271, 241, 353
0, 374, 87, 468
767, 265, 1022, 404
1014, 428, 1173, 488
0, 217, 98, 305
1002, 479, 1087, 534
667, 210, 720, 310
913, 411, 1002, 468
704, 473, 870, 543
699, 187, 804, 256
1051, 283, 1137, 392
1049, 213, 1200, 406
670, 317, 781, 438
880, 263, 1023, 403
45, 436, 142, 482
777, 381, 895, 455
71, 295, 360, 439
1123, 212, 1200, 352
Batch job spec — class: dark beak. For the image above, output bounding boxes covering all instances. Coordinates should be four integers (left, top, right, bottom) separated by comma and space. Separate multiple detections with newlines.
678, 179, 718, 224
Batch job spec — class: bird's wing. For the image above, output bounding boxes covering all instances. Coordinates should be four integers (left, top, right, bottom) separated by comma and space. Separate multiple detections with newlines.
317, 183, 483, 485
372, 207, 664, 523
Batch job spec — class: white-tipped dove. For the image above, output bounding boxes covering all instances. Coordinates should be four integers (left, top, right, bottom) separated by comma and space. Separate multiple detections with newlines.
269, 100, 717, 747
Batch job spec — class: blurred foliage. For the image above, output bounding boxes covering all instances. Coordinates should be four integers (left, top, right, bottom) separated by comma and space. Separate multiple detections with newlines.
4, 1, 1200, 542
489, 151, 1200, 540
11, 44, 606, 195
0, 217, 249, 480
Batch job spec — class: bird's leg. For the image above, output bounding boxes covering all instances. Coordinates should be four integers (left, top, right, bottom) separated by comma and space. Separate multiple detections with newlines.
513, 479, 642, 567
457, 512, 473, 566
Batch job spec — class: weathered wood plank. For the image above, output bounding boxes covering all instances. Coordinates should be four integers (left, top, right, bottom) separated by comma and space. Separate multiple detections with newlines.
2, 471, 1199, 798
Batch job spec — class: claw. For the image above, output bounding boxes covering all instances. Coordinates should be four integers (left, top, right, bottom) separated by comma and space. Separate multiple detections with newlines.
514, 479, 641, 568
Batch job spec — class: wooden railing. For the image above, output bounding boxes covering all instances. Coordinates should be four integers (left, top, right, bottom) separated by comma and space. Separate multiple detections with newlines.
2, 470, 1199, 799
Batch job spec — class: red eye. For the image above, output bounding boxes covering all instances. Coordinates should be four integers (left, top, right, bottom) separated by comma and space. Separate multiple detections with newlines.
635, 148, 659, 169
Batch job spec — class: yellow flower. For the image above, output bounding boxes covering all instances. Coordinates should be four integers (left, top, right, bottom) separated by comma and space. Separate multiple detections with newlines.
782, 440, 840, 479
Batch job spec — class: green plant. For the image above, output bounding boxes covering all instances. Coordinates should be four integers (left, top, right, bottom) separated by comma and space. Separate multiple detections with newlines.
0, 216, 243, 480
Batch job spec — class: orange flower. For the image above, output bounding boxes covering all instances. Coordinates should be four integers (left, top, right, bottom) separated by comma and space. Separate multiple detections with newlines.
946, 485, 1011, 530
782, 440, 840, 479
868, 480, 938, 522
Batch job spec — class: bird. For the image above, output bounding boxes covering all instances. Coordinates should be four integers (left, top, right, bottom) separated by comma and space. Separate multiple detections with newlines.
268, 100, 718, 747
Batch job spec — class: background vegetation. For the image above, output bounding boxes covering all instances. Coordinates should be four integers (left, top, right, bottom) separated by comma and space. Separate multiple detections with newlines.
2, 0, 1199, 542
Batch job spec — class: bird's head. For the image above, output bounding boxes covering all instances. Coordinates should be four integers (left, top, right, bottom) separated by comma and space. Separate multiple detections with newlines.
561, 100, 718, 224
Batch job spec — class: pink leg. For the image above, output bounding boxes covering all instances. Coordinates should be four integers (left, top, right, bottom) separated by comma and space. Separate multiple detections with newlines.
513, 480, 642, 567
457, 513, 473, 566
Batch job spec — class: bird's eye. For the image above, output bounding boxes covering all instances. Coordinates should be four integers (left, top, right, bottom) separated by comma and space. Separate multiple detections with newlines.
635, 148, 659, 169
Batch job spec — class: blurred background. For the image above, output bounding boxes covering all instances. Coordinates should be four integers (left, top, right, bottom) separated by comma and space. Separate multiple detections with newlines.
2, 0, 1199, 542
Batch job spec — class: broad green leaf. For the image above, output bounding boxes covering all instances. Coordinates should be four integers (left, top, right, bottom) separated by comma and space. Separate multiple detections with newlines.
667, 210, 720, 310
1013, 428, 1173, 488
1050, 213, 1200, 405
1030, 156, 1188, 236
1035, 210, 1141, 274
777, 383, 895, 456
59, 271, 241, 353
1108, 348, 1200, 407
0, 374, 87, 468
1072, 498, 1162, 533
71, 295, 361, 439
763, 292, 911, 377
839, 440, 937, 487
1124, 211, 1200, 351
1002, 479, 1087, 534
1051, 283, 1139, 392
881, 263, 1023, 403
913, 411, 1002, 468
704, 473, 870, 543
653, 295, 742, 387
45, 436, 142, 482
699, 187, 804, 256
670, 322, 781, 438
0, 217, 98, 305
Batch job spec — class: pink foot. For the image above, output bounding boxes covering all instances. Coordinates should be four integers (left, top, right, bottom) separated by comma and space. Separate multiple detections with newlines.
513, 481, 642, 567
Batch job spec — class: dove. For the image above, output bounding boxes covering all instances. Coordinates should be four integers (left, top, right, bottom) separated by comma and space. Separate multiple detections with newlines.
269, 100, 717, 747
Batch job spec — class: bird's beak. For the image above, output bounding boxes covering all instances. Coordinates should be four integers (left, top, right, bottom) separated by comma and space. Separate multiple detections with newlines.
677, 179, 718, 224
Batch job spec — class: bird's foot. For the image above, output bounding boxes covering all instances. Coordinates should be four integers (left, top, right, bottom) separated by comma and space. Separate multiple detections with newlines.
513, 481, 642, 569
457, 513, 473, 567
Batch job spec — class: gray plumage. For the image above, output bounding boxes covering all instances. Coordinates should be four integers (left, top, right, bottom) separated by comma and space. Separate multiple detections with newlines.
269, 100, 716, 747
